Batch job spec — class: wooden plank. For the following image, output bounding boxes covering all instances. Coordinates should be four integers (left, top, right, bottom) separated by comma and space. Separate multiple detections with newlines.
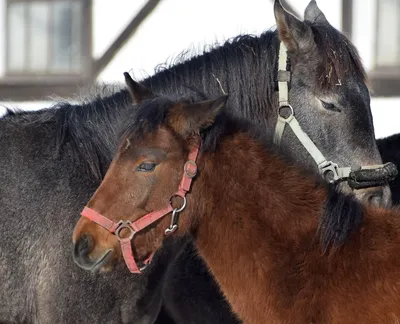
341, 0, 353, 39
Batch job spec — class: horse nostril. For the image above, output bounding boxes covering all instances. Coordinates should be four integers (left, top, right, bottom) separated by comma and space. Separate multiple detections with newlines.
366, 189, 384, 208
78, 234, 93, 254
72, 234, 114, 271
73, 234, 94, 264
355, 185, 392, 209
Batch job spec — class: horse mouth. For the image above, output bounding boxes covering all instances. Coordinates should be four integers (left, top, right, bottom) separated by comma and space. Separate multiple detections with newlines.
73, 248, 114, 272
89, 249, 114, 272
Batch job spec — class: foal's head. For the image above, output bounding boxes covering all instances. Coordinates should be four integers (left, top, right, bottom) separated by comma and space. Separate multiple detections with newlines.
72, 74, 227, 272
273, 1, 390, 206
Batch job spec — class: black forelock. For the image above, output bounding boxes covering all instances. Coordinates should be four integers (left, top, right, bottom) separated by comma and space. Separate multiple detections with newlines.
310, 23, 368, 90
120, 92, 271, 157
121, 96, 177, 142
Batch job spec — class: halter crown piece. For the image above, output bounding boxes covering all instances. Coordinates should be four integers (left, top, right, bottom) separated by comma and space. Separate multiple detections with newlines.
81, 139, 200, 273
273, 42, 397, 188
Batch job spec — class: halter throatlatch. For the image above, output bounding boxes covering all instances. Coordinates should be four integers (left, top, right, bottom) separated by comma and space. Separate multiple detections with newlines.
80, 140, 200, 274
273, 42, 397, 189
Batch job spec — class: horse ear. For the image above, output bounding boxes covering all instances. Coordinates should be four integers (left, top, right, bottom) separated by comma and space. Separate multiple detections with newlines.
123, 72, 154, 104
274, 0, 314, 53
304, 0, 329, 25
169, 95, 229, 136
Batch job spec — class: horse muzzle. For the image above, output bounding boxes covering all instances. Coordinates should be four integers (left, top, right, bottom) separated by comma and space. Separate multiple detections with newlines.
354, 184, 392, 209
73, 234, 114, 271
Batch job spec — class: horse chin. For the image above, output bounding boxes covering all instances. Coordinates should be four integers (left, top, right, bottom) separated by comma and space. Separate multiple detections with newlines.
137, 251, 155, 270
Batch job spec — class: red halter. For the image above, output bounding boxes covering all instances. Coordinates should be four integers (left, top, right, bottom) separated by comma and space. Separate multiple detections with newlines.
80, 141, 200, 274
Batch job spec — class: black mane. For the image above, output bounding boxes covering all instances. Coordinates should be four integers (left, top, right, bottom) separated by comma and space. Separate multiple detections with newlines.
310, 23, 368, 89
52, 90, 132, 179
1, 31, 278, 182
1, 24, 369, 211
143, 31, 280, 122
2, 85, 132, 179
3, 107, 18, 116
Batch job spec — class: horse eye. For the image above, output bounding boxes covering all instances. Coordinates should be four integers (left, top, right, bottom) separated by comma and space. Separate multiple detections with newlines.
137, 162, 156, 172
320, 100, 341, 112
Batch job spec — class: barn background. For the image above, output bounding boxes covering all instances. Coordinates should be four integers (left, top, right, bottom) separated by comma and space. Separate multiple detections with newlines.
0, 0, 398, 139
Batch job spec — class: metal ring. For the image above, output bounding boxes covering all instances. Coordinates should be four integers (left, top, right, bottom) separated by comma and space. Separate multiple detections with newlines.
115, 221, 135, 241
169, 195, 187, 213
278, 105, 294, 120
319, 162, 340, 183
139, 264, 148, 272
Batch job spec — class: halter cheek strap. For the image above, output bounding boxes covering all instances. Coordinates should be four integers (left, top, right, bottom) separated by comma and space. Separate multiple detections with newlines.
80, 141, 200, 274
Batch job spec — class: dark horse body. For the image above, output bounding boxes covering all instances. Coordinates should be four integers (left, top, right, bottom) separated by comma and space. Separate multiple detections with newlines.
0, 84, 237, 324
378, 134, 400, 204
0, 94, 179, 324
0, 1, 390, 323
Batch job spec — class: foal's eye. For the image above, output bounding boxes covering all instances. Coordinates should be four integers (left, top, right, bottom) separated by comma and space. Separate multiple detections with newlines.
320, 100, 341, 112
137, 162, 156, 172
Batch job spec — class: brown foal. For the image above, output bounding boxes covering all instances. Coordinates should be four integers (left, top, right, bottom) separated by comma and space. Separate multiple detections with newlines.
73, 76, 400, 323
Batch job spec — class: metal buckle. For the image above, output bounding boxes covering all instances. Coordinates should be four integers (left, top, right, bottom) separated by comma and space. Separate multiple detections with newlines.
184, 160, 197, 178
115, 220, 136, 241
318, 161, 340, 183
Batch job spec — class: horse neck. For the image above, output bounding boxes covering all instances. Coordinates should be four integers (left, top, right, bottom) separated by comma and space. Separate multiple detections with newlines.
185, 133, 400, 321
185, 133, 326, 321
56, 89, 132, 180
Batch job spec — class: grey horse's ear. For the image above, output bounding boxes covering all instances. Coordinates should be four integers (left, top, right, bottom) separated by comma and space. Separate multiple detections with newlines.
123, 72, 154, 104
274, 0, 315, 53
304, 0, 329, 25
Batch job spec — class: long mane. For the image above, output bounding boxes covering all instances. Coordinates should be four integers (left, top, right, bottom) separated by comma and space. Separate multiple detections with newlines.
2, 85, 131, 179
2, 23, 367, 183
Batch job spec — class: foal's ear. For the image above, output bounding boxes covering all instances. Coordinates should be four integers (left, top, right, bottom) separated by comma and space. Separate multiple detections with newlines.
123, 72, 154, 104
169, 95, 229, 136
304, 0, 329, 25
274, 0, 314, 53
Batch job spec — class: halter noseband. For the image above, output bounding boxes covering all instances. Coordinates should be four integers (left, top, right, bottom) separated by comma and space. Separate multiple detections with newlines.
80, 140, 200, 274
273, 42, 397, 188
